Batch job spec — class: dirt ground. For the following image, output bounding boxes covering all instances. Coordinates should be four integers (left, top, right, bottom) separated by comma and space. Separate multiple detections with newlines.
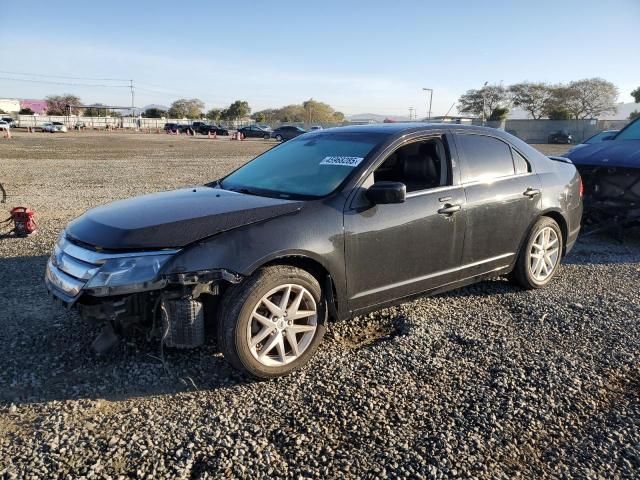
1, 131, 637, 479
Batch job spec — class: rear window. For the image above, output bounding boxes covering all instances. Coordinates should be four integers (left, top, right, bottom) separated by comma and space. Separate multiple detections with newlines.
457, 134, 515, 183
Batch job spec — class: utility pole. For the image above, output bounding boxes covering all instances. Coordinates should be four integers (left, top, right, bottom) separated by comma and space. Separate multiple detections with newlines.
422, 88, 433, 121
129, 79, 135, 113
481, 81, 488, 126
409, 107, 414, 120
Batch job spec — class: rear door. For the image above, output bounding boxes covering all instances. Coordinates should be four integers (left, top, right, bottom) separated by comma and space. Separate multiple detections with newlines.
454, 132, 541, 275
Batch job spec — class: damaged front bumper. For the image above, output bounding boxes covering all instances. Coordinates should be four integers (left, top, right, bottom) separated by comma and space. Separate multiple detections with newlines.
45, 233, 242, 308
577, 165, 640, 232
45, 233, 179, 306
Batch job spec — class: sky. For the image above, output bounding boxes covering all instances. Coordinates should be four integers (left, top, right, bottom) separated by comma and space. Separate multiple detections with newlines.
0, 0, 638, 117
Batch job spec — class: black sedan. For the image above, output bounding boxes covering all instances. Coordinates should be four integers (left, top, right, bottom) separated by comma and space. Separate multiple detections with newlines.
45, 124, 582, 378
238, 125, 271, 139
199, 124, 229, 136
271, 125, 305, 141
548, 129, 573, 144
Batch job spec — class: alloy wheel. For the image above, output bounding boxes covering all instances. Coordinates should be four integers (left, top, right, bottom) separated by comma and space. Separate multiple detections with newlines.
247, 284, 318, 367
529, 226, 560, 282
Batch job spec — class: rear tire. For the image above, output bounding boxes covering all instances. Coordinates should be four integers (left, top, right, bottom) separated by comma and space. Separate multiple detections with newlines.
217, 265, 326, 379
275, 134, 283, 142
510, 217, 563, 289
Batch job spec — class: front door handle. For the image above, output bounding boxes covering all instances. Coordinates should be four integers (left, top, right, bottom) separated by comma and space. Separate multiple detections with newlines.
438, 203, 461, 215
523, 187, 541, 198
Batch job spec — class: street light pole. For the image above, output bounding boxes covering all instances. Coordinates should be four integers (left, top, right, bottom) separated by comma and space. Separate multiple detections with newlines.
422, 88, 433, 121
481, 81, 488, 126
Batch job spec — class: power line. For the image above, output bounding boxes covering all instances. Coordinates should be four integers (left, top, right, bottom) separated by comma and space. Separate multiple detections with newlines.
0, 70, 130, 82
0, 76, 130, 88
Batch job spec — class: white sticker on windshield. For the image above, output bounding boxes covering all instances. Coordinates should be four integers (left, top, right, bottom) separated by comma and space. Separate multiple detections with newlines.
319, 156, 364, 167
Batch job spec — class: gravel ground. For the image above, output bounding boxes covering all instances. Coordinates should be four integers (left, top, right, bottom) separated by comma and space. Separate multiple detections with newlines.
0, 132, 638, 479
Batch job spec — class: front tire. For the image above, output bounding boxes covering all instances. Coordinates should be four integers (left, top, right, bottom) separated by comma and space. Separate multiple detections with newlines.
275, 134, 283, 142
511, 217, 563, 289
217, 265, 326, 379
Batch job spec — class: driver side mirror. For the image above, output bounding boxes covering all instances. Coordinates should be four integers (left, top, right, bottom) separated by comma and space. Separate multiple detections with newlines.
365, 181, 406, 204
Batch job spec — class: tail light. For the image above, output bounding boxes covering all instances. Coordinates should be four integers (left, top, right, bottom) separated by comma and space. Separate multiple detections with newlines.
579, 177, 584, 197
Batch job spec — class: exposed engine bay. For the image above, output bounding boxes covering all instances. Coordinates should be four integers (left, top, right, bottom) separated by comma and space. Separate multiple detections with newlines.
578, 166, 640, 234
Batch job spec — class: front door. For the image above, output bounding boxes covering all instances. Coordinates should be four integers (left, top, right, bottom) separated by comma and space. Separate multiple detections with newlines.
344, 135, 466, 312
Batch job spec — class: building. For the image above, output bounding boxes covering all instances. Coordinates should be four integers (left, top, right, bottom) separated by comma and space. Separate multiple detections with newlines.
0, 98, 21, 114
20, 99, 48, 115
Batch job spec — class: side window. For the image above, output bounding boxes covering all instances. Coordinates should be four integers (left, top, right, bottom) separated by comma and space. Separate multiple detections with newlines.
457, 134, 515, 183
511, 148, 531, 175
372, 136, 450, 193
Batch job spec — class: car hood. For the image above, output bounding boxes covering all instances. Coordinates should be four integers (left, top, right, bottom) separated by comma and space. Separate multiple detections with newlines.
66, 187, 303, 249
566, 140, 640, 168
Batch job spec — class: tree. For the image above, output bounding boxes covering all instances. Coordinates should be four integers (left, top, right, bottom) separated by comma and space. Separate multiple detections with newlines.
489, 107, 509, 121
0, 109, 5, 114
555, 78, 618, 119
632, 87, 640, 103
333, 111, 345, 122
167, 98, 205, 118
302, 98, 340, 124
84, 104, 109, 116
206, 108, 222, 122
546, 107, 571, 120
19, 107, 34, 115
45, 94, 81, 115
275, 104, 306, 122
630, 110, 640, 120
457, 84, 510, 120
509, 82, 553, 119
252, 109, 278, 123
144, 107, 167, 118
223, 100, 251, 121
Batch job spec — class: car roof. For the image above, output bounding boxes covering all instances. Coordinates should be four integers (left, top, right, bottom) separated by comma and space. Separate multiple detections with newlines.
310, 122, 509, 137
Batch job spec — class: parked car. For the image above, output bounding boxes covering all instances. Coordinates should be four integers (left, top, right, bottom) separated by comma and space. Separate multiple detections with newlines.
271, 125, 306, 141
199, 124, 229, 136
46, 124, 582, 378
164, 123, 187, 133
0, 120, 10, 131
310, 125, 323, 131
565, 129, 619, 155
1, 116, 16, 128
42, 122, 68, 133
548, 129, 572, 144
565, 118, 640, 228
238, 125, 271, 139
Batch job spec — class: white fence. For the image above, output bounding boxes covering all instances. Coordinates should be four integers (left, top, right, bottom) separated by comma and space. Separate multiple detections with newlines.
16, 115, 191, 129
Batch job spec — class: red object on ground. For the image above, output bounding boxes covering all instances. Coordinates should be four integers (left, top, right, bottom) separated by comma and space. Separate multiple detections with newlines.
8, 207, 37, 236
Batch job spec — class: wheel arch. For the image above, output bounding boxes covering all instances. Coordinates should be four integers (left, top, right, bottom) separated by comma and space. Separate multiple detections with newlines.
246, 253, 343, 321
540, 209, 569, 255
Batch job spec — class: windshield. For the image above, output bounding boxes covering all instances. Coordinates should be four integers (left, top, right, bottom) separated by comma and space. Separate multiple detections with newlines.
585, 131, 613, 144
615, 119, 640, 141
221, 131, 388, 198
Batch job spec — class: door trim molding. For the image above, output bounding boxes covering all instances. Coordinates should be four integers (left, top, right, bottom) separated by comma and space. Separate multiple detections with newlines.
350, 252, 514, 300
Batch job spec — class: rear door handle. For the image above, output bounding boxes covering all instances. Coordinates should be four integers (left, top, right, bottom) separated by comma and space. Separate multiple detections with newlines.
523, 187, 541, 198
438, 204, 461, 215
